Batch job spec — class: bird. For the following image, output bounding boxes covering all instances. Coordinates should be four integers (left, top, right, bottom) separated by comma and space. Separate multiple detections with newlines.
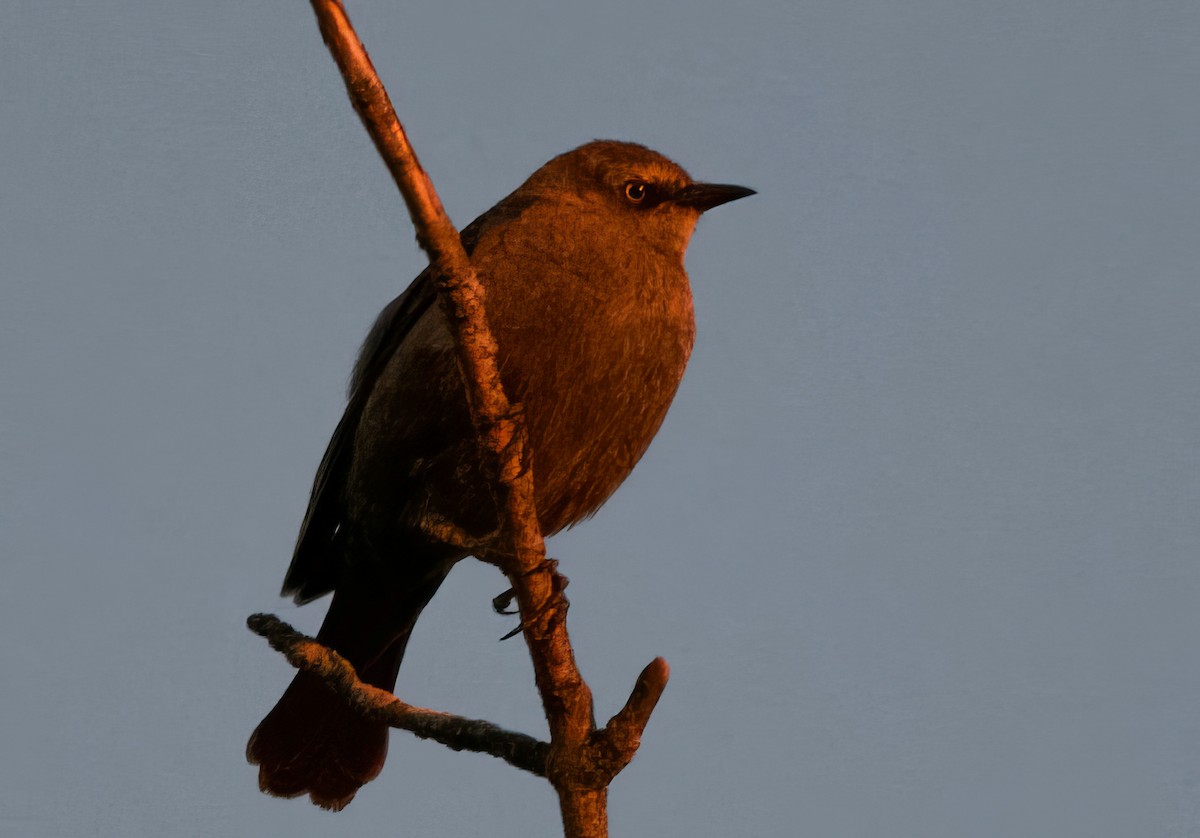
247, 140, 753, 810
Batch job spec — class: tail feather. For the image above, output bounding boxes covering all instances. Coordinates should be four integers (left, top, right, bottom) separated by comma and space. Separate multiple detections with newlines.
247, 662, 396, 810
247, 559, 453, 810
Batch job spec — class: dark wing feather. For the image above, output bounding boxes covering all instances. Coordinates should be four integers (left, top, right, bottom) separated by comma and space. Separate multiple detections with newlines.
282, 273, 436, 603
279, 196, 536, 603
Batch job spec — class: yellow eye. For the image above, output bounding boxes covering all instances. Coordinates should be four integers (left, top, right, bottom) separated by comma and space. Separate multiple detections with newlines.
624, 181, 648, 203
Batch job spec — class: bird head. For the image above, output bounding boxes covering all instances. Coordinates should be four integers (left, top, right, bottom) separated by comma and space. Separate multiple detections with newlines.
522, 140, 754, 257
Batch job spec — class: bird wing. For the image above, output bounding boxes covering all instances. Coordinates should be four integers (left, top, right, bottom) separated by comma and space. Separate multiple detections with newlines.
279, 196, 538, 604
282, 272, 438, 603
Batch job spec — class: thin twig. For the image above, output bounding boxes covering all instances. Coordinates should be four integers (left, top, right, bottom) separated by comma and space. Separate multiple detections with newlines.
248, 614, 550, 775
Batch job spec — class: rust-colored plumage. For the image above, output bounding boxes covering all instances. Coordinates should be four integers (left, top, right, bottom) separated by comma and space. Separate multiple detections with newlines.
247, 141, 753, 809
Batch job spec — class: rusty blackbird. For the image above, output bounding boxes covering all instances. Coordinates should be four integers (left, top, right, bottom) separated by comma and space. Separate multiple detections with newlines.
247, 140, 753, 809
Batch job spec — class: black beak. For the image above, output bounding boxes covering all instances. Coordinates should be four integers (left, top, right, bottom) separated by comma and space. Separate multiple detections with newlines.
673, 182, 756, 212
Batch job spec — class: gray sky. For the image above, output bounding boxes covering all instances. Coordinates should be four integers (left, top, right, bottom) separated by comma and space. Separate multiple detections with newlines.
2, 1, 1199, 836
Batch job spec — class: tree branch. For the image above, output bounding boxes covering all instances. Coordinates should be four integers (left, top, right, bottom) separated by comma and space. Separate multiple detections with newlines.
246, 4, 672, 835
247, 614, 550, 775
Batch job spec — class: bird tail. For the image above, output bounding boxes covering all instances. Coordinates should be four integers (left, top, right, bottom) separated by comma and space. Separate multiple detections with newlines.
247, 560, 452, 811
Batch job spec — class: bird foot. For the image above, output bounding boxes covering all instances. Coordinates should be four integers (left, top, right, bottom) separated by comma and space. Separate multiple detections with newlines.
493, 559, 567, 640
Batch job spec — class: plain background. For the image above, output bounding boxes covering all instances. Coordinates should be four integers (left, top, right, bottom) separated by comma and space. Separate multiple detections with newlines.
3, 1, 1198, 836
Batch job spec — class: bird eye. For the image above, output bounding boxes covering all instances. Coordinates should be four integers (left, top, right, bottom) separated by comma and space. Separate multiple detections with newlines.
624, 181, 648, 204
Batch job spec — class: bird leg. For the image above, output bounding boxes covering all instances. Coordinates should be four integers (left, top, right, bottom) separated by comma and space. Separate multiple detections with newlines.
418, 512, 498, 556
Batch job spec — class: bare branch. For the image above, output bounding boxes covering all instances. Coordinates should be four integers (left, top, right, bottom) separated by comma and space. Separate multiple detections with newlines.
578, 658, 672, 787
601, 657, 671, 761
245, 4, 677, 835
307, 0, 601, 767
247, 614, 550, 776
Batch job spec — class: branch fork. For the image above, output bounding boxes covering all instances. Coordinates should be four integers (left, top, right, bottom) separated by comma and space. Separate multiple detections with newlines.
245, 611, 668, 785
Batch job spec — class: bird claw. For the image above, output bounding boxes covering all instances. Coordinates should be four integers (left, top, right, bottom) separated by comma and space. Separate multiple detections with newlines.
498, 622, 525, 642
492, 587, 517, 615
493, 559, 567, 641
